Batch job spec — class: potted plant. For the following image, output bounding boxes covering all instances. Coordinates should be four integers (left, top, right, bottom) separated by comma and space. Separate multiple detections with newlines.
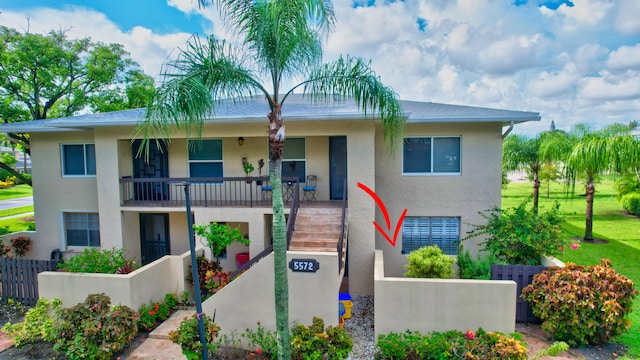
242, 156, 254, 183
256, 158, 265, 185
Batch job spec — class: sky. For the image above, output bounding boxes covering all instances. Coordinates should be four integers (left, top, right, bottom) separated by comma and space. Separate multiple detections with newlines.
0, 0, 638, 136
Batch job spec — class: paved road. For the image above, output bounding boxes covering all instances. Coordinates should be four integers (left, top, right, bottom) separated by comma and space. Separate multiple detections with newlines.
0, 196, 33, 211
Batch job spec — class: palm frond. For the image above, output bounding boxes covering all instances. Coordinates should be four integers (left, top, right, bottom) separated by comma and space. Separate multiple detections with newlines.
136, 35, 265, 154
298, 55, 405, 148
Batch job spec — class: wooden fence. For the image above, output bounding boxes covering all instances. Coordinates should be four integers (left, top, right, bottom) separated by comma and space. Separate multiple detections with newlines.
1, 258, 59, 306
491, 264, 546, 323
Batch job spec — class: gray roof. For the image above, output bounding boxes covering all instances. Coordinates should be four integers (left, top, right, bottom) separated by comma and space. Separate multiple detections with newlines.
0, 94, 540, 133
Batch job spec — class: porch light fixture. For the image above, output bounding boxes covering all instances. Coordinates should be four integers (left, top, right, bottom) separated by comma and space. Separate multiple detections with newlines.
237, 137, 245, 146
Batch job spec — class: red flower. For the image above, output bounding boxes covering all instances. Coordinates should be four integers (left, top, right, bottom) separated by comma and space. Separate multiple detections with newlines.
257, 348, 262, 354
465, 330, 475, 340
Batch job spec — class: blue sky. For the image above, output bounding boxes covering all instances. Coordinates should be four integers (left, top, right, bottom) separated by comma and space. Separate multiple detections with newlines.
0, 0, 638, 135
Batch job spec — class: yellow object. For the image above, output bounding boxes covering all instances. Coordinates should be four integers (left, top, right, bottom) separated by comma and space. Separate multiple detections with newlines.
340, 300, 353, 319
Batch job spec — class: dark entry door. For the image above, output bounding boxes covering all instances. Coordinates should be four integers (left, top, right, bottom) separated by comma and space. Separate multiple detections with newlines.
329, 136, 347, 200
132, 140, 169, 200
140, 213, 170, 265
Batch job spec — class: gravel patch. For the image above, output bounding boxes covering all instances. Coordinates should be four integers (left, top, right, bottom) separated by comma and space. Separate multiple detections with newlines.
344, 295, 376, 360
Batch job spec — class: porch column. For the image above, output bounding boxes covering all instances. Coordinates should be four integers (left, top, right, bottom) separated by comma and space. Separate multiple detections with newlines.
94, 131, 125, 251
346, 123, 376, 296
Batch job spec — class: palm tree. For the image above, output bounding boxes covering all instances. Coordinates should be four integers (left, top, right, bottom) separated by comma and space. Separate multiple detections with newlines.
503, 131, 571, 214
566, 123, 637, 241
138, 1, 405, 358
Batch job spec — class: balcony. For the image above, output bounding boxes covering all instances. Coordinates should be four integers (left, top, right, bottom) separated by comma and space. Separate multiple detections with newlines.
119, 176, 299, 208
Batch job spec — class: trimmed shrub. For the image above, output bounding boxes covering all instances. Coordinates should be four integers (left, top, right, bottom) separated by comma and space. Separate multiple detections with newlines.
376, 328, 527, 360
169, 313, 220, 360
58, 247, 137, 274
522, 259, 638, 346
54, 293, 139, 360
405, 245, 455, 279
2, 298, 61, 346
621, 192, 640, 216
290, 317, 352, 360
456, 249, 499, 280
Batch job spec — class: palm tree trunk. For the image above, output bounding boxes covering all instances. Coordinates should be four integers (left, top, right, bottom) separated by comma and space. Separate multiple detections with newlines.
268, 106, 291, 360
584, 178, 595, 241
533, 169, 540, 216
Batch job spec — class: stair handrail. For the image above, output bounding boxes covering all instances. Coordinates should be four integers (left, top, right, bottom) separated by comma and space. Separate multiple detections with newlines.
337, 178, 347, 273
228, 178, 299, 279
286, 180, 300, 250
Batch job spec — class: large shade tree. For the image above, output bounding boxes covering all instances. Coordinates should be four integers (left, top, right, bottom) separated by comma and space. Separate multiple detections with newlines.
0, 26, 154, 184
139, 0, 405, 358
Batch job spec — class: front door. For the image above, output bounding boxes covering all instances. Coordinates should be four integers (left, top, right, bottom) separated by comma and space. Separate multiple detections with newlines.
140, 213, 170, 265
329, 136, 347, 200
132, 140, 169, 200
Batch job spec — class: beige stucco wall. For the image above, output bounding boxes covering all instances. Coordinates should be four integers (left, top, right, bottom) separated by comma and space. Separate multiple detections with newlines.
374, 250, 516, 338
375, 122, 503, 277
202, 251, 339, 335
38, 250, 196, 310
30, 132, 99, 253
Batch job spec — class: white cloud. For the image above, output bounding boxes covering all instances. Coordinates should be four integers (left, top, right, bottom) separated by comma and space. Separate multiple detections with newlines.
527, 63, 579, 99
614, 0, 640, 35
579, 70, 640, 101
606, 44, 640, 71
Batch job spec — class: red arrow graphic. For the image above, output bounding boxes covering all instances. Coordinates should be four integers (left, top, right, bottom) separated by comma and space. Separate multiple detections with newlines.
357, 182, 408, 247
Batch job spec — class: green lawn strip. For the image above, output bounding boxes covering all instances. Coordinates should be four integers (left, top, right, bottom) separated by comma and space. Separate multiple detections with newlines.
503, 180, 640, 356
0, 205, 34, 218
0, 214, 34, 233
0, 184, 32, 200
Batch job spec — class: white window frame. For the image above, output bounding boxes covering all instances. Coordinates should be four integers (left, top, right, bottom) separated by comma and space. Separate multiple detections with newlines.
188, 139, 224, 179
61, 143, 96, 177
401, 216, 460, 255
63, 212, 100, 248
282, 137, 307, 183
402, 136, 461, 176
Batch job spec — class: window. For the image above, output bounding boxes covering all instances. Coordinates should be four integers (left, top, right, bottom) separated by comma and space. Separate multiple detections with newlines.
65, 212, 100, 247
401, 217, 459, 255
282, 138, 306, 182
188, 140, 223, 178
62, 144, 96, 176
403, 137, 461, 174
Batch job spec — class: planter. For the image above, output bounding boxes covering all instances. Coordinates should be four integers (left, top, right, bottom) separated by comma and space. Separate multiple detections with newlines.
491, 264, 546, 323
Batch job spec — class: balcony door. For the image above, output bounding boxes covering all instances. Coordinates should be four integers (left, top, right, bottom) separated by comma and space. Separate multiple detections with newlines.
140, 213, 170, 265
132, 140, 169, 201
329, 136, 347, 200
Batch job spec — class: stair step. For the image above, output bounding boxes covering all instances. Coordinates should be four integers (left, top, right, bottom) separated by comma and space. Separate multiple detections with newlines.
298, 208, 344, 215
149, 310, 195, 340
289, 246, 338, 252
295, 223, 342, 232
295, 215, 342, 223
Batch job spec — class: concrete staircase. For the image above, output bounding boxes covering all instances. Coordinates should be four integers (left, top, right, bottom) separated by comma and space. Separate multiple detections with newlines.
289, 207, 346, 253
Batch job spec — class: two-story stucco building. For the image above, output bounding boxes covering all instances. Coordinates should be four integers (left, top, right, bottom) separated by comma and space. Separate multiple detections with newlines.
0, 95, 539, 297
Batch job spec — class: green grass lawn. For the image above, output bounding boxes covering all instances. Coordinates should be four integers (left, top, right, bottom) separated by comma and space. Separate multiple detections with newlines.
0, 184, 32, 200
503, 180, 640, 356
0, 185, 34, 233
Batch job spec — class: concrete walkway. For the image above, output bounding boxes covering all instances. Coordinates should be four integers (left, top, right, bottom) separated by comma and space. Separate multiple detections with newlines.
126, 309, 193, 360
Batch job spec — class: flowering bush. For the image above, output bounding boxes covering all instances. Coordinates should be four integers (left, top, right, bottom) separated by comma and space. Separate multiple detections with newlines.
464, 199, 565, 265
376, 328, 527, 360
522, 259, 638, 346
204, 270, 231, 292
169, 313, 220, 360
10, 236, 32, 257
291, 317, 352, 360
